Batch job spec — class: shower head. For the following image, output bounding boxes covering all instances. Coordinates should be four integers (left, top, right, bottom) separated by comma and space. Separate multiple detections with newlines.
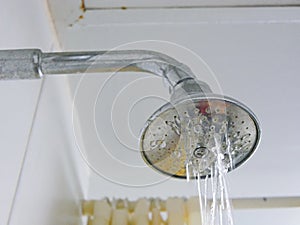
0, 49, 260, 179
140, 81, 261, 179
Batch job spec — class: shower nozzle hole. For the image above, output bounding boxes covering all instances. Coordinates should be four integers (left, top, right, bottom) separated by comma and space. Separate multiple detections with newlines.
193, 146, 209, 160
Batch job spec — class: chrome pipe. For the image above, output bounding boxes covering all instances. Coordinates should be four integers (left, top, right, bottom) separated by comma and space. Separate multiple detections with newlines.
0, 49, 201, 89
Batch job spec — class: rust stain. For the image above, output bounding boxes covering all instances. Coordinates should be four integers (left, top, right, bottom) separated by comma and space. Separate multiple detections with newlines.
80, 0, 86, 12
121, 6, 127, 10
79, 15, 84, 19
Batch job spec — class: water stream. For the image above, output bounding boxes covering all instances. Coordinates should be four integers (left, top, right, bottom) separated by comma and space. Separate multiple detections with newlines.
183, 101, 235, 225
187, 142, 234, 225
196, 163, 234, 225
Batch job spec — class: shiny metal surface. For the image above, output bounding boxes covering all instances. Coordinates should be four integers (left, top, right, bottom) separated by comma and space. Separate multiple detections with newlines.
0, 49, 42, 80
0, 48, 261, 180
140, 94, 261, 179
0, 49, 202, 90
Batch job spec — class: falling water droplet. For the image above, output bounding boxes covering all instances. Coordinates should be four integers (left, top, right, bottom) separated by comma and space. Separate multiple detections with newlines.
194, 124, 203, 134
150, 140, 157, 148
160, 141, 166, 148
171, 150, 181, 159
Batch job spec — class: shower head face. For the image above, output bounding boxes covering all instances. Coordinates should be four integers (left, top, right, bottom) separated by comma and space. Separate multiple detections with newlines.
140, 95, 260, 179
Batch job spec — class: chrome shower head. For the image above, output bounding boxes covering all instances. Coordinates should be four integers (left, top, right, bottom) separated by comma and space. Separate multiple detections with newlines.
140, 83, 260, 179
0, 49, 260, 180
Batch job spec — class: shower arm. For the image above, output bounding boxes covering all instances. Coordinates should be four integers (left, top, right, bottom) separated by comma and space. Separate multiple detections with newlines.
0, 49, 212, 95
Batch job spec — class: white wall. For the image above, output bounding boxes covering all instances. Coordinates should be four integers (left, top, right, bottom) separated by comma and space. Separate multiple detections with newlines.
7, 76, 89, 225
0, 0, 57, 224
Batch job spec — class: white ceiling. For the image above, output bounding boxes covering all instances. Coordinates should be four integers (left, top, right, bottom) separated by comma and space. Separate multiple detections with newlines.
47, 1, 300, 200
84, 0, 300, 9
